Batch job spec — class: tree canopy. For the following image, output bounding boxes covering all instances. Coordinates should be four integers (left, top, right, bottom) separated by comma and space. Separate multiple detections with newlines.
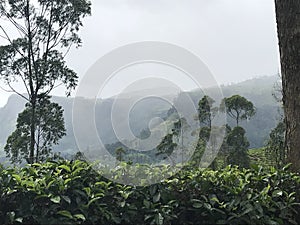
222, 95, 256, 127
5, 96, 66, 164
0, 0, 91, 163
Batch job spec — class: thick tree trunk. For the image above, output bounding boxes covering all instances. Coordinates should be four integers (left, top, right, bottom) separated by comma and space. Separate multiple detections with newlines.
275, 0, 300, 172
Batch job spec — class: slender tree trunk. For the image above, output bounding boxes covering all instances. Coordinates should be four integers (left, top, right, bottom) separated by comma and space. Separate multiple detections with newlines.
29, 100, 36, 164
275, 0, 300, 172
26, 0, 37, 164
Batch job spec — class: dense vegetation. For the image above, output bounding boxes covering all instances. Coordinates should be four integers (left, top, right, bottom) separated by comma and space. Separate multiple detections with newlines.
0, 76, 281, 163
1, 1, 300, 224
0, 160, 299, 225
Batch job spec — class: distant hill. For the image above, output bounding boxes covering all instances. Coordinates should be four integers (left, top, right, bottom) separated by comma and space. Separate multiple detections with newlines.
0, 75, 282, 163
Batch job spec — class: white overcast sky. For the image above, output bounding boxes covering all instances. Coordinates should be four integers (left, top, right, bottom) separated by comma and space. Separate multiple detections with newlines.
0, 0, 280, 107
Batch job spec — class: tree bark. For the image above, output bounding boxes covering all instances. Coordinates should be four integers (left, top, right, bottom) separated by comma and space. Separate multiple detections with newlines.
275, 0, 300, 172
29, 99, 36, 164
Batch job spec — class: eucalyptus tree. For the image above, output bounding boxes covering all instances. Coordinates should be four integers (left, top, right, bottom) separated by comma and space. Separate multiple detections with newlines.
222, 95, 255, 127
198, 95, 218, 129
5, 96, 66, 164
0, 0, 91, 163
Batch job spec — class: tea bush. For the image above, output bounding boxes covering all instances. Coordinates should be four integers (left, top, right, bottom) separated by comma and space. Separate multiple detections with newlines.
0, 161, 299, 225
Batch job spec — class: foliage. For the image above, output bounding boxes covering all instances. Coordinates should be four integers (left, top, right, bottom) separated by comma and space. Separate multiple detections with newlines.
198, 95, 218, 128
266, 122, 286, 168
156, 134, 177, 161
156, 118, 185, 163
0, 0, 91, 163
115, 147, 126, 162
222, 95, 256, 127
0, 76, 284, 157
226, 126, 250, 168
0, 160, 299, 225
4, 96, 66, 164
190, 127, 210, 167
248, 148, 274, 167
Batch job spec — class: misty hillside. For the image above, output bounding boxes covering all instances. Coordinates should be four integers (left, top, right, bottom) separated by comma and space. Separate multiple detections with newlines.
0, 75, 282, 162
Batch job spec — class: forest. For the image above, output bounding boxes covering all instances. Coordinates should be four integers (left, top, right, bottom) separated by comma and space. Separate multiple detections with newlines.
0, 0, 300, 225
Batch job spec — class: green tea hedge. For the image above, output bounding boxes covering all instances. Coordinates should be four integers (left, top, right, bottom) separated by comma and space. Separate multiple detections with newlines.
0, 161, 299, 225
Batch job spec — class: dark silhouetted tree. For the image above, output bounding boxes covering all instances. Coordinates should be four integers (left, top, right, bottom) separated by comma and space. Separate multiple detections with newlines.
0, 0, 91, 163
198, 95, 218, 129
222, 95, 255, 127
266, 121, 286, 168
5, 96, 66, 164
115, 147, 126, 162
226, 126, 250, 168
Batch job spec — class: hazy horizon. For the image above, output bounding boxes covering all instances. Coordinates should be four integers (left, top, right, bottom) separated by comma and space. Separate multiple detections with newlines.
0, 74, 279, 108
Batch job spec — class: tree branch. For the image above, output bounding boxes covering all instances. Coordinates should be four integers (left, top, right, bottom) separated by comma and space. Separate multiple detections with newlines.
0, 82, 29, 101
0, 25, 26, 58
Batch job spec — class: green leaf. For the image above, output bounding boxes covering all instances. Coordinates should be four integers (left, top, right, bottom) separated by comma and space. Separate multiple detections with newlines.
15, 218, 23, 223
203, 203, 212, 210
120, 201, 126, 207
155, 213, 164, 225
62, 195, 71, 204
34, 195, 49, 200
72, 160, 83, 170
153, 192, 161, 203
12, 174, 21, 183
272, 190, 283, 198
87, 197, 102, 207
57, 210, 73, 219
50, 196, 61, 204
144, 215, 153, 222
193, 202, 203, 209
83, 187, 91, 196
74, 214, 86, 221
262, 184, 271, 195
64, 178, 72, 185
46, 180, 55, 189
143, 199, 151, 209
58, 165, 71, 172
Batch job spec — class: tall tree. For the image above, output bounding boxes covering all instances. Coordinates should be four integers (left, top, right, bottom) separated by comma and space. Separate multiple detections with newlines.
156, 134, 177, 160
156, 118, 185, 164
115, 147, 126, 163
198, 95, 218, 129
266, 121, 286, 168
226, 126, 250, 168
275, 0, 300, 172
5, 96, 66, 164
0, 0, 91, 163
222, 95, 256, 127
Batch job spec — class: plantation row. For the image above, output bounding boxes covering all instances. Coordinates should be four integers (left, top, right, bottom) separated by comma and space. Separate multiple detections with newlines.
0, 160, 299, 225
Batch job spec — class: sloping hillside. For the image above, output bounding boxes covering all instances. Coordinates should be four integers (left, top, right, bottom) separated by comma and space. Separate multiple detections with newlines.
0, 75, 282, 162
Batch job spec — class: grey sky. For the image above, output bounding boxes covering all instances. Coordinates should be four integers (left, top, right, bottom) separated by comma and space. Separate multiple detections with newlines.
0, 0, 280, 106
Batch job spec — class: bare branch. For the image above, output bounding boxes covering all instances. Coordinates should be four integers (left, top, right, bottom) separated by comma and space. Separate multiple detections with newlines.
63, 43, 73, 59
0, 33, 9, 40
2, 10, 27, 35
0, 25, 27, 58
1, 82, 29, 101
43, 82, 64, 96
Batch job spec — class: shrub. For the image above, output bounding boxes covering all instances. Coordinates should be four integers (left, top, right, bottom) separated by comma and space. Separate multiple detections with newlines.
0, 161, 299, 225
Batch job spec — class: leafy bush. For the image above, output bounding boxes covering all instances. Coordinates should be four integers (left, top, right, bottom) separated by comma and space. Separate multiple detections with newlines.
0, 161, 299, 225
